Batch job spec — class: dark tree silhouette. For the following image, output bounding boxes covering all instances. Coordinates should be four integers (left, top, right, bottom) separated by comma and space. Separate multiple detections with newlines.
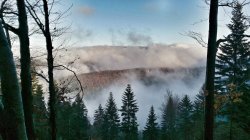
103, 93, 120, 140
192, 87, 205, 139
215, 2, 250, 135
177, 95, 193, 140
0, 0, 35, 138
26, 0, 58, 138
93, 104, 105, 140
204, 0, 219, 139
0, 21, 27, 139
143, 106, 159, 140
120, 84, 139, 140
161, 92, 178, 140
16, 0, 35, 138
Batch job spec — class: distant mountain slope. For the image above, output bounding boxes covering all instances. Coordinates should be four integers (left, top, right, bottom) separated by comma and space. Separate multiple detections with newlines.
65, 67, 205, 94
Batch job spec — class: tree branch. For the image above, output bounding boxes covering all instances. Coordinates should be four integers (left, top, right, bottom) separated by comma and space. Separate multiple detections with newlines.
31, 71, 49, 83
181, 31, 208, 48
25, 0, 46, 35
5, 23, 19, 35
53, 65, 84, 96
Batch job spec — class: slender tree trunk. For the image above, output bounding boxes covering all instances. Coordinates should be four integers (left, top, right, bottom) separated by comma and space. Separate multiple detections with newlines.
16, 0, 36, 139
0, 100, 6, 139
42, 0, 57, 139
204, 0, 218, 140
0, 21, 27, 140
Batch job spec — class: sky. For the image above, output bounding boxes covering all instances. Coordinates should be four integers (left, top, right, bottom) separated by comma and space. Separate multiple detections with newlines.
53, 0, 208, 46
26, 0, 250, 47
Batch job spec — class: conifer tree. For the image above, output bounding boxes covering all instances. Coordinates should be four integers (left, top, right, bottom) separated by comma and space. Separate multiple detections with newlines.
56, 95, 89, 140
143, 106, 159, 140
215, 2, 250, 95
177, 95, 193, 140
161, 92, 178, 140
192, 88, 205, 139
120, 84, 139, 140
56, 99, 72, 139
93, 104, 105, 140
215, 2, 250, 134
70, 95, 90, 140
32, 76, 49, 139
103, 93, 120, 140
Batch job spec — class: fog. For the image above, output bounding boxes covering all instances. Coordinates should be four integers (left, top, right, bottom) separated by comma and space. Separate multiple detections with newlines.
82, 67, 205, 130
14, 44, 207, 130
53, 44, 206, 77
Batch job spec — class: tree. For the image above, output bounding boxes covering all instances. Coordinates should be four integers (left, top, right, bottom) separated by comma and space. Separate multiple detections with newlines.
215, 2, 250, 135
177, 95, 193, 140
0, 20, 27, 139
56, 95, 90, 140
32, 76, 49, 139
103, 93, 120, 140
192, 88, 205, 140
70, 95, 90, 140
0, 0, 35, 138
56, 98, 71, 139
143, 106, 159, 140
120, 84, 139, 140
204, 0, 219, 139
93, 104, 105, 140
161, 92, 178, 140
215, 2, 249, 95
26, 0, 58, 138
16, 0, 35, 138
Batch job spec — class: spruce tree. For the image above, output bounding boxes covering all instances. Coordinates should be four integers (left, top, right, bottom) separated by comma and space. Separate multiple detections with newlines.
215, 2, 250, 94
177, 95, 193, 140
143, 106, 159, 140
57, 95, 89, 140
71, 95, 90, 140
120, 84, 139, 140
32, 75, 49, 139
56, 99, 72, 139
93, 104, 105, 140
161, 92, 178, 140
215, 2, 250, 134
103, 93, 120, 140
192, 88, 205, 139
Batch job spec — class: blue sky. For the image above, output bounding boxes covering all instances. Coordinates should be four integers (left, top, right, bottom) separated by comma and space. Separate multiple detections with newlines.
64, 0, 208, 46
32, 0, 249, 47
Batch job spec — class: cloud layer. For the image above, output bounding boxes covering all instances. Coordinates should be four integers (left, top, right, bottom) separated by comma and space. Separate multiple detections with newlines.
54, 44, 206, 77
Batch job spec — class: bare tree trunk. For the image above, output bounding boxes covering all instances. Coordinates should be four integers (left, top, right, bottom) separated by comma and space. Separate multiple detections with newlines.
0, 21, 27, 140
16, 0, 35, 139
0, 100, 6, 139
204, 0, 218, 140
42, 0, 57, 139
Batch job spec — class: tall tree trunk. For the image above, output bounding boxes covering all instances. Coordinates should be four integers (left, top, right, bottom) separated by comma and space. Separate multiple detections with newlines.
42, 0, 57, 139
0, 21, 27, 140
204, 0, 218, 140
16, 0, 35, 139
0, 99, 6, 139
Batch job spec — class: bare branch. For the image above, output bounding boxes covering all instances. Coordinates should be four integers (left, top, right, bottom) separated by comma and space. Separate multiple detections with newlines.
25, 0, 46, 35
181, 31, 208, 48
53, 65, 84, 96
5, 23, 19, 35
31, 70, 49, 83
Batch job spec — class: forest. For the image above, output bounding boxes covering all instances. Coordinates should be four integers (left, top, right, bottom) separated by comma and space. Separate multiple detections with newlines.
0, 0, 250, 140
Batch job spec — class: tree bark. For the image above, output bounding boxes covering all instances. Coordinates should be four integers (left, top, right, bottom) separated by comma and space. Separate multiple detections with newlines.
42, 0, 57, 139
16, 0, 36, 139
0, 21, 27, 140
204, 0, 218, 140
